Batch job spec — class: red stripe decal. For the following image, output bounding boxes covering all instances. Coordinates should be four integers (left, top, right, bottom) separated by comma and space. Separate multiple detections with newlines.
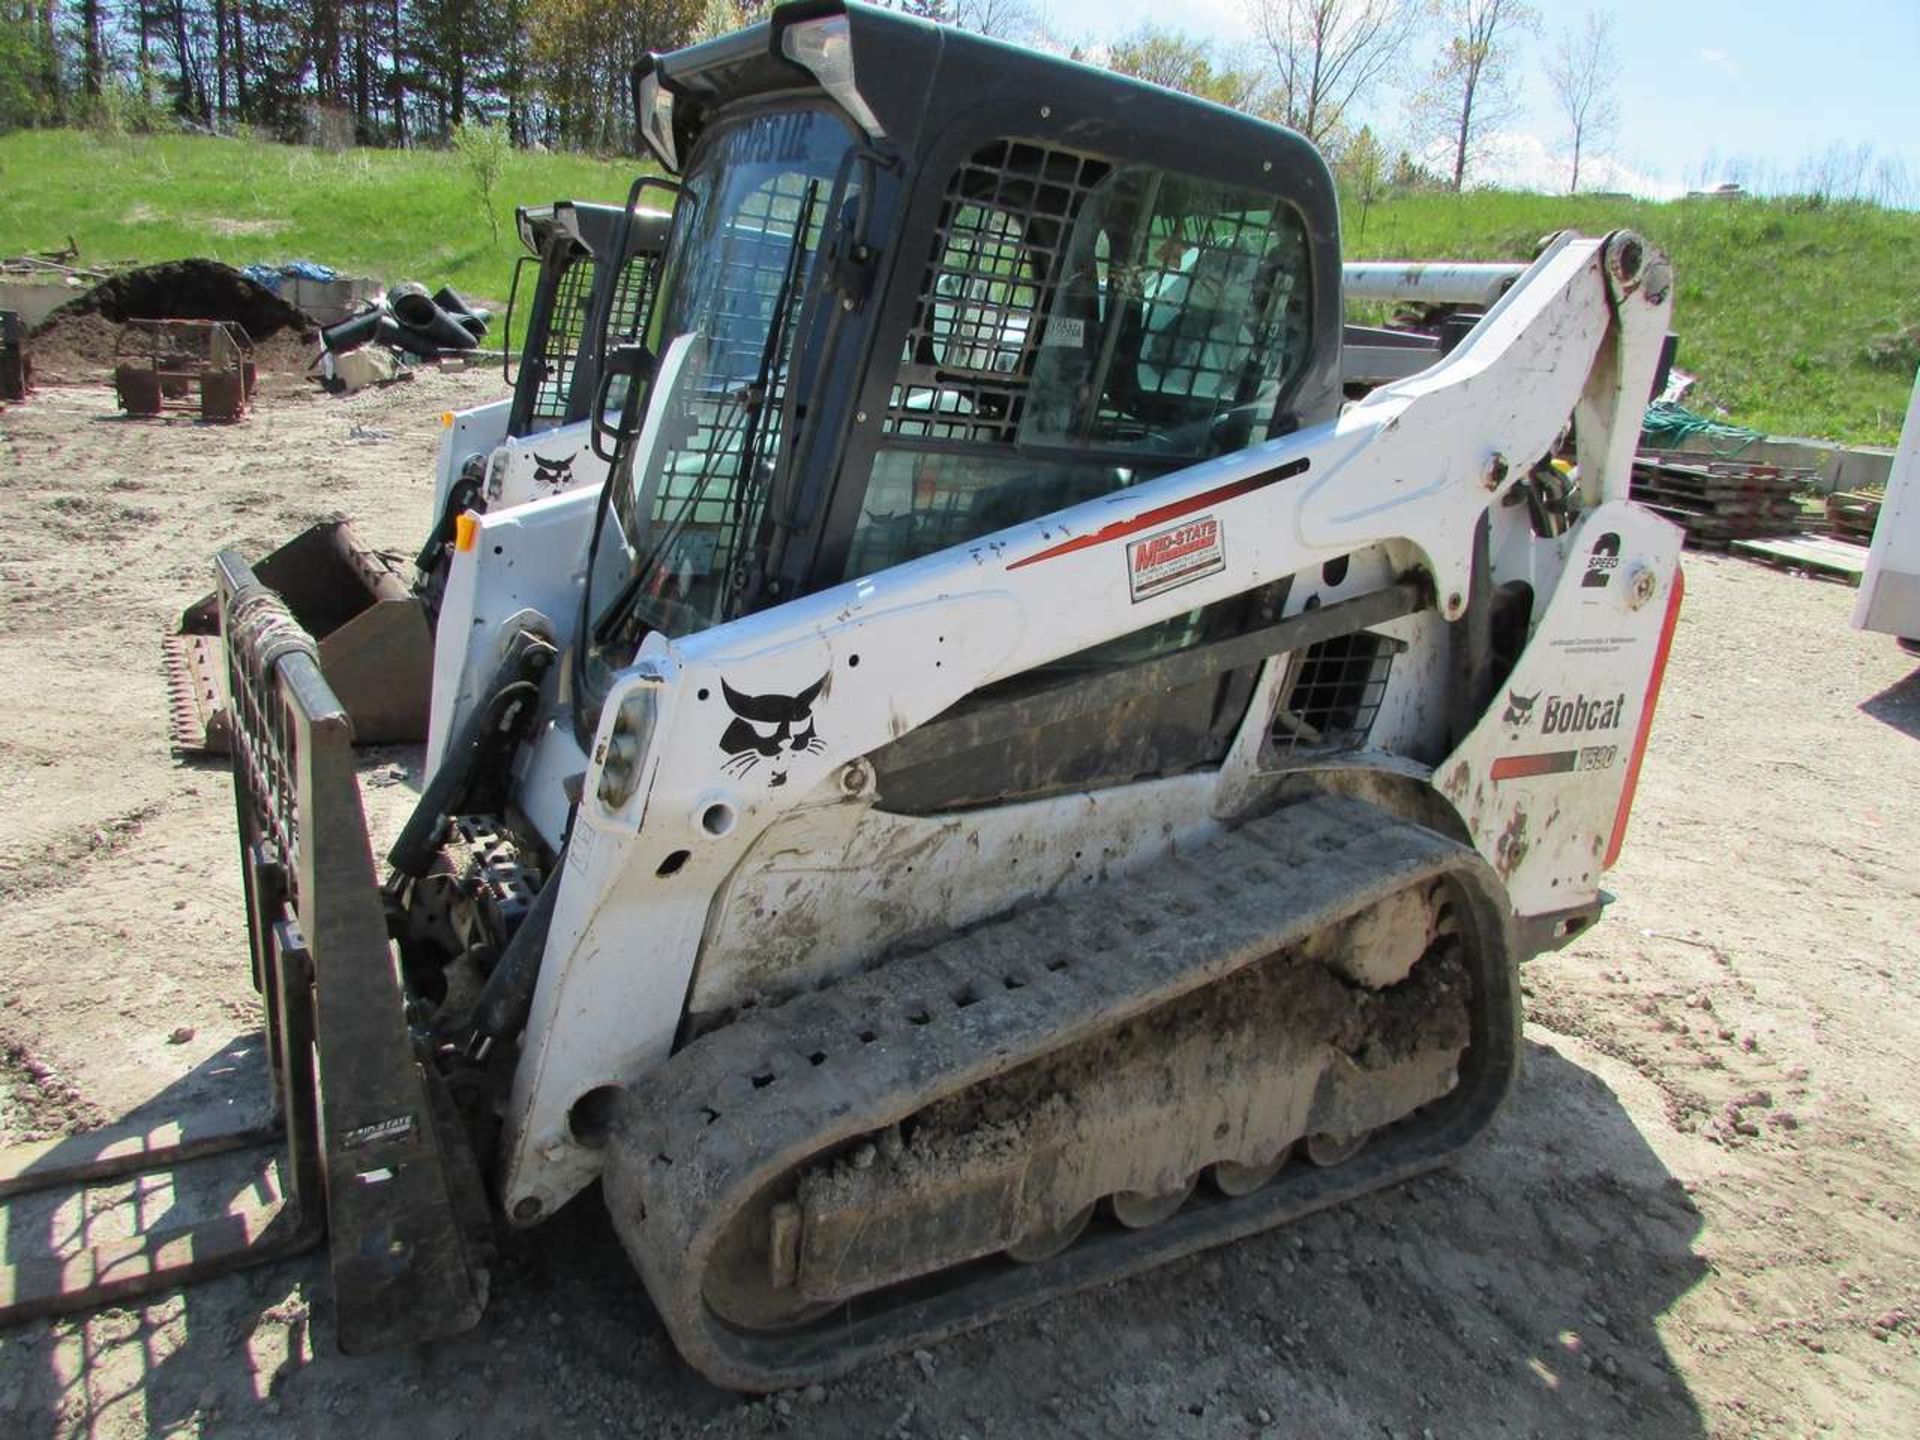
1491, 750, 1579, 781
1005, 459, 1308, 571
1605, 564, 1685, 869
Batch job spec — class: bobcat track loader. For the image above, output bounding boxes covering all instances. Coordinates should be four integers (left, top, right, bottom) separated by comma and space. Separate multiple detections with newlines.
161, 199, 670, 754
419, 198, 673, 615
3, 2, 1685, 1392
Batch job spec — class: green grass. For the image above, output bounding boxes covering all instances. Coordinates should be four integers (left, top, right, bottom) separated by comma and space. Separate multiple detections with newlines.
0, 128, 644, 306
2, 129, 1916, 443
1346, 188, 1920, 446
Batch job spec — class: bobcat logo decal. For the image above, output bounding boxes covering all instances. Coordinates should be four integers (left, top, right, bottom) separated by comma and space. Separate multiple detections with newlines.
718, 674, 828, 787
531, 452, 574, 492
1503, 689, 1540, 726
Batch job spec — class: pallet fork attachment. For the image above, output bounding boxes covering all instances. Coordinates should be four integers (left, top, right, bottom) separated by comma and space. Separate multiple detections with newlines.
0, 556, 487, 1351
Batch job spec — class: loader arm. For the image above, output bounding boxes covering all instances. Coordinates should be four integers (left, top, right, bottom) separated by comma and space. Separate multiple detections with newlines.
495, 228, 1679, 1221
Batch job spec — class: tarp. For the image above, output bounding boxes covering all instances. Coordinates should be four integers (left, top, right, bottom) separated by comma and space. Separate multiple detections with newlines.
240, 260, 341, 293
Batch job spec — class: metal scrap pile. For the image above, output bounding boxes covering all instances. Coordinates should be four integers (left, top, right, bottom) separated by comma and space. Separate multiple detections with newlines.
316, 282, 494, 393
321, 283, 491, 359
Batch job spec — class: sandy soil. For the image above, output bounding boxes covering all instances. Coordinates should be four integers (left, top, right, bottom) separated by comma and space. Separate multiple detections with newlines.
0, 370, 1916, 1439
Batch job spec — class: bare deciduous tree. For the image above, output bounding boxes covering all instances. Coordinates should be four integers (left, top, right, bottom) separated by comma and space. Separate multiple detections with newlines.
952, 0, 1042, 44
1408, 0, 1536, 190
1544, 9, 1617, 193
1248, 0, 1417, 149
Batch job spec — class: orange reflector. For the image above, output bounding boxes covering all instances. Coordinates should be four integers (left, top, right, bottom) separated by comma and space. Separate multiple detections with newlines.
440, 411, 455, 428
1605, 565, 1684, 869
454, 512, 479, 553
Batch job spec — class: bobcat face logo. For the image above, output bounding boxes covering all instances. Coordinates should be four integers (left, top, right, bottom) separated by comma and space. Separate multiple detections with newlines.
1503, 689, 1540, 726
530, 452, 574, 492
719, 675, 828, 787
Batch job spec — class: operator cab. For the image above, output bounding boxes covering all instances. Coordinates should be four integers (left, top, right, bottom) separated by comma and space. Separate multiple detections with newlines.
580, 0, 1345, 801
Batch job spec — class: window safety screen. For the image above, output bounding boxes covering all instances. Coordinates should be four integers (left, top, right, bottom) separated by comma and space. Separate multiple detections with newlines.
608, 250, 659, 344
887, 143, 1109, 443
530, 251, 595, 424
599, 107, 856, 639
884, 141, 1311, 456
601, 249, 662, 415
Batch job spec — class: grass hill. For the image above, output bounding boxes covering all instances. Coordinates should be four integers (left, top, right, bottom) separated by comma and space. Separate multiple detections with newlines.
3, 129, 1916, 444
1345, 190, 1920, 447
0, 129, 636, 311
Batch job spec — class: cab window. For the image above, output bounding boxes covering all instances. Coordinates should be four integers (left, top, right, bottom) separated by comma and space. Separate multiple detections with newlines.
847, 139, 1312, 578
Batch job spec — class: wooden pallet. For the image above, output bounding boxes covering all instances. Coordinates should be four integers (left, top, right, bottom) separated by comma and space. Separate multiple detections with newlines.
1632, 455, 1811, 550
1825, 491, 1882, 543
1728, 533, 1871, 585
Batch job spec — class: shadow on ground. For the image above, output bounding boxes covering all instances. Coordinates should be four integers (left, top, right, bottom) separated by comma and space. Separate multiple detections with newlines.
0, 1035, 1709, 1438
1860, 664, 1920, 740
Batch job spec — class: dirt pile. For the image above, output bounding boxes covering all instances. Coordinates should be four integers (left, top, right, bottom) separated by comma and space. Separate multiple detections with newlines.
21, 312, 122, 384
27, 258, 322, 385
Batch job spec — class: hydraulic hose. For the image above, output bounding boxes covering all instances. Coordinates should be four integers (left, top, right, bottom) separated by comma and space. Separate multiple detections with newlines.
467, 867, 562, 1054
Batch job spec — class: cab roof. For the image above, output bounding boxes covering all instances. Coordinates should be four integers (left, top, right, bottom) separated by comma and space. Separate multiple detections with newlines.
641, 0, 1332, 205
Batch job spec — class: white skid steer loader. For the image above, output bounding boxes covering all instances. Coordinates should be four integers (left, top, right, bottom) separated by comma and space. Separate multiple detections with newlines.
2, 1, 1685, 1393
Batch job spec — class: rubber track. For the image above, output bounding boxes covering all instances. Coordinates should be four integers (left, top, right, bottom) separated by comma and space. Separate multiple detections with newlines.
605, 794, 1520, 1391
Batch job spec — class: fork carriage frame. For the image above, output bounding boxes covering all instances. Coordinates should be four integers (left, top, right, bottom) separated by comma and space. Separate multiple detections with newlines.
112, 318, 258, 423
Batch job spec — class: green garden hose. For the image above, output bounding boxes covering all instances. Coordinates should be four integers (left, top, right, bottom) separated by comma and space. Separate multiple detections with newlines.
1641, 399, 1764, 455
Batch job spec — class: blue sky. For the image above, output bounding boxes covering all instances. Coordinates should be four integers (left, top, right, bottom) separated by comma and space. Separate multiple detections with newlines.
1034, 0, 1920, 198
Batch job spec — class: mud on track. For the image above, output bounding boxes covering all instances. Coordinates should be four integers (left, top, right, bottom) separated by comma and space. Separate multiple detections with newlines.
0, 371, 1917, 1438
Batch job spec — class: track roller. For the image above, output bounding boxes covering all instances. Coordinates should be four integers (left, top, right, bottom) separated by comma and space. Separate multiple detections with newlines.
1005, 1203, 1096, 1263
1110, 1176, 1199, 1229
1210, 1145, 1293, 1197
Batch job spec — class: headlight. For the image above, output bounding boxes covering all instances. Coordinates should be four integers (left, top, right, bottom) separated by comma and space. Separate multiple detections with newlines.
637, 69, 677, 172
597, 689, 658, 810
779, 15, 884, 139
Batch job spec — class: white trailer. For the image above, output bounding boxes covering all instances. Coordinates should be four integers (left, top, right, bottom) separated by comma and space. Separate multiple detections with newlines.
1852, 367, 1920, 652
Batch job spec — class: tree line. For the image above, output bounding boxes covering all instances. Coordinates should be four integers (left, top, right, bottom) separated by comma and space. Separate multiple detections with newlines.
1099, 0, 1620, 198
0, 0, 733, 148
0, 0, 1639, 198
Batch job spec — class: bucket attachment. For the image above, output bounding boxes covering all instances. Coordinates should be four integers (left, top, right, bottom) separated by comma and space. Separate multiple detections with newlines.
164, 521, 430, 754
3, 557, 489, 1343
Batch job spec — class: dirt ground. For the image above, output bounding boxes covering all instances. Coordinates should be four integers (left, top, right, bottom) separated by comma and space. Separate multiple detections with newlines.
1, 367, 1917, 1440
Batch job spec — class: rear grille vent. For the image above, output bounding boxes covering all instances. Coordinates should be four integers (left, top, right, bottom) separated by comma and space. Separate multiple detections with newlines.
1268, 630, 1397, 757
